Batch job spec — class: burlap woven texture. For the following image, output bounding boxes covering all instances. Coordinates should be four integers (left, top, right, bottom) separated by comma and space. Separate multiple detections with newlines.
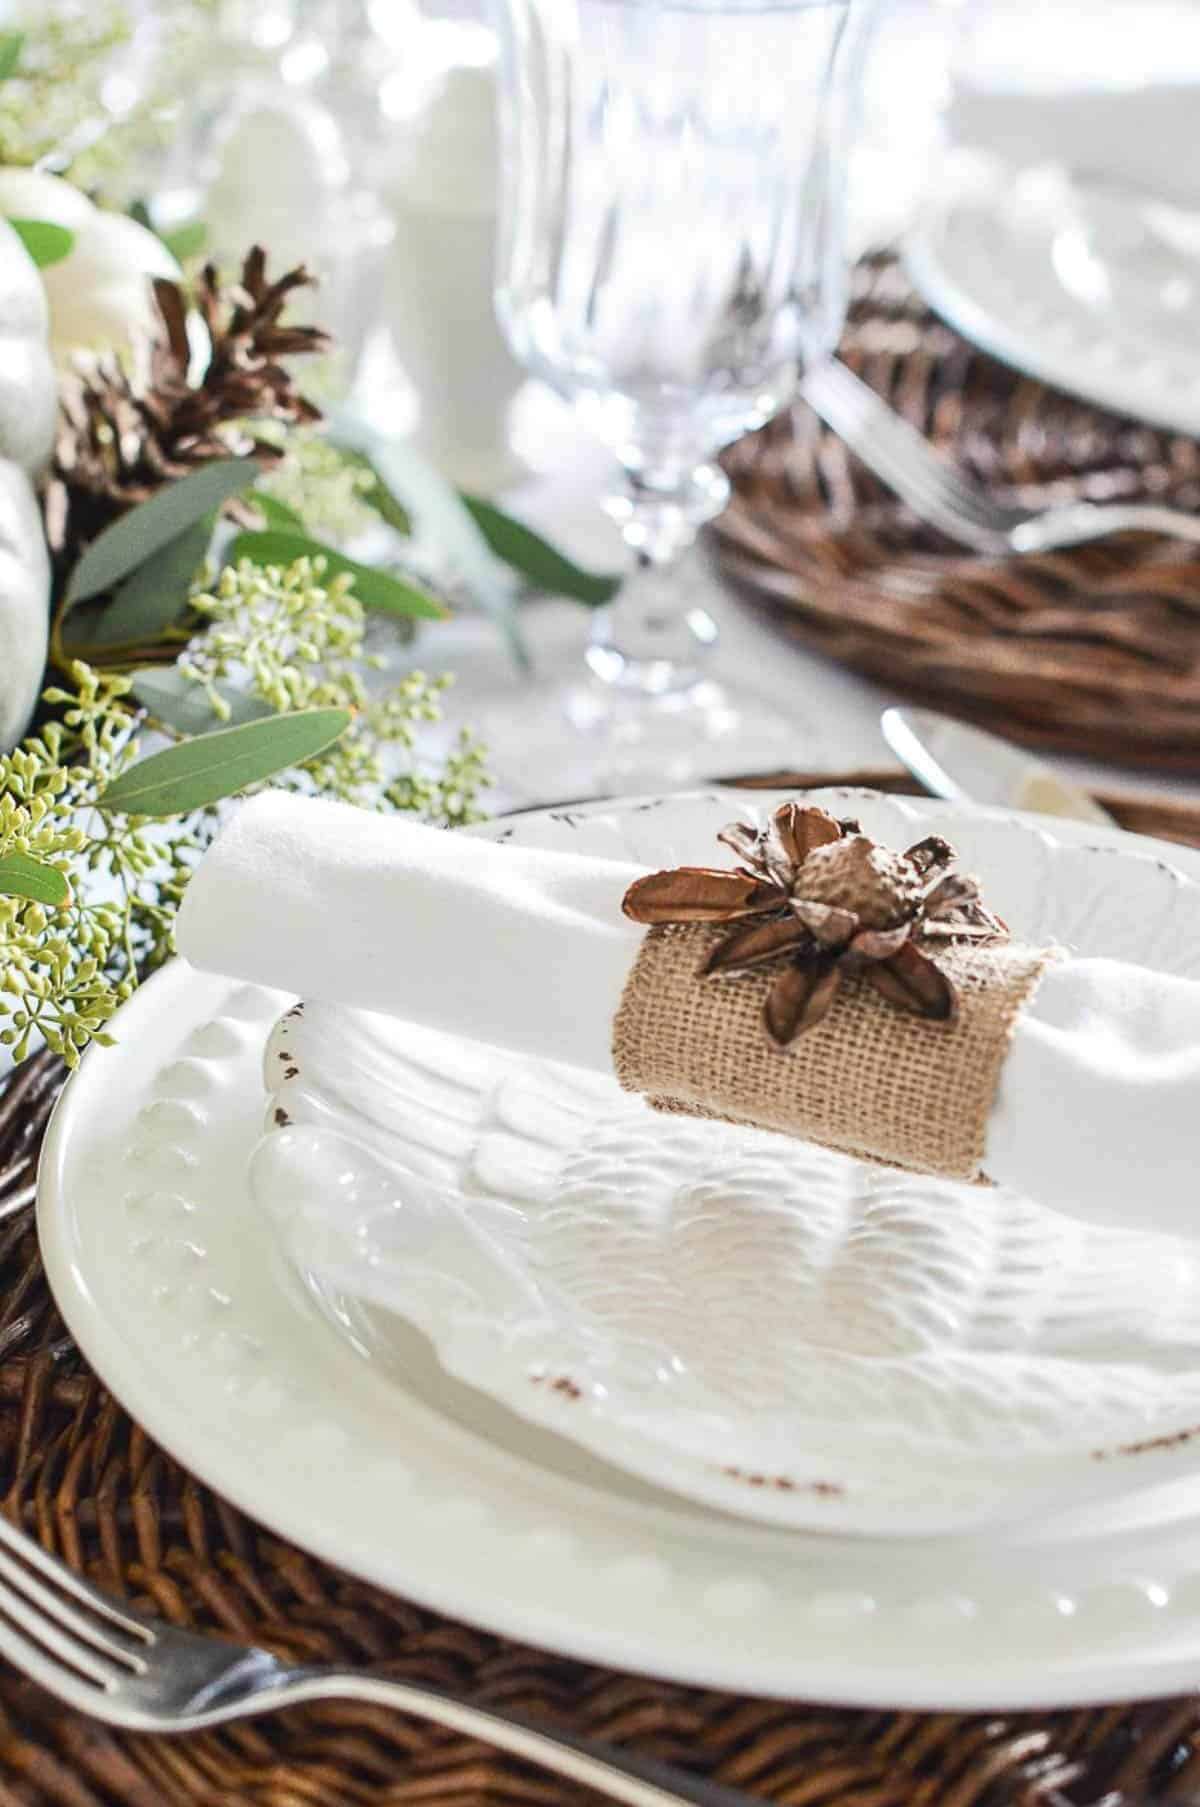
613, 926, 1055, 1181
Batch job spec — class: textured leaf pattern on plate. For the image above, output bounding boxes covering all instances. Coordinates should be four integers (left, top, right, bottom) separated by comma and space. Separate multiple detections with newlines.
251, 793, 1200, 1534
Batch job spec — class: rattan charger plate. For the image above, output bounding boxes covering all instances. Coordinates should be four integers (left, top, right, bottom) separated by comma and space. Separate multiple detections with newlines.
715, 258, 1200, 772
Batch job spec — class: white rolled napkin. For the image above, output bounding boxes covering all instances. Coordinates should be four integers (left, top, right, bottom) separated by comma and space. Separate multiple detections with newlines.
177, 790, 1200, 1237
178, 791, 641, 1073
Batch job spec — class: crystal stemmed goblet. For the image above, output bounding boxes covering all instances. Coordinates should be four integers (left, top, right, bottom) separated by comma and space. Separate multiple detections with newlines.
491, 0, 871, 789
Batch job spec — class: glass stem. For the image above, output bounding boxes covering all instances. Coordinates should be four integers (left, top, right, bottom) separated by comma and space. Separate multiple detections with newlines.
586, 461, 730, 697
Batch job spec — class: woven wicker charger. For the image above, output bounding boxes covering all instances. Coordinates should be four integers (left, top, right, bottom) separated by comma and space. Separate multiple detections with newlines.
7, 773, 1200, 1804
715, 258, 1200, 773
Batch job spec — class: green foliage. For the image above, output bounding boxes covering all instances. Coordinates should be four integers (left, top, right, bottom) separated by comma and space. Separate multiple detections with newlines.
250, 493, 305, 534
349, 451, 412, 535
251, 430, 619, 651
228, 530, 446, 621
335, 422, 534, 671
254, 429, 386, 545
87, 516, 214, 647
181, 556, 487, 823
161, 219, 206, 262
0, 850, 71, 908
0, 555, 488, 1069
0, 666, 171, 1067
181, 557, 379, 719
0, 34, 24, 82
460, 494, 620, 606
65, 459, 259, 607
130, 668, 273, 736
0, 3, 221, 197
0, 6, 130, 169
7, 218, 73, 268
98, 708, 353, 818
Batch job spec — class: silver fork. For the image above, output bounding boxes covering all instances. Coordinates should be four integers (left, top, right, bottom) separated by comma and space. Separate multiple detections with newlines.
0, 1511, 756, 1807
801, 356, 1200, 557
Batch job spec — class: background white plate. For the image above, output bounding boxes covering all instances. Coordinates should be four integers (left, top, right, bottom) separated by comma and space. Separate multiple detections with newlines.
34, 792, 1200, 1709
905, 166, 1200, 436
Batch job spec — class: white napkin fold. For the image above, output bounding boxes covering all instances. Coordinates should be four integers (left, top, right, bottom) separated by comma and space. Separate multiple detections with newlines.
177, 791, 1200, 1237
950, 83, 1200, 211
178, 791, 642, 1073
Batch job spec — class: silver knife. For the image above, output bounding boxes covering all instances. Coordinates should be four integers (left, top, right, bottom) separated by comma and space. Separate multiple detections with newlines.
881, 707, 1116, 827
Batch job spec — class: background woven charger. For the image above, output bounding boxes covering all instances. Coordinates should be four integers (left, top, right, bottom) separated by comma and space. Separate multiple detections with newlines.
3, 777, 1200, 1803
715, 257, 1200, 772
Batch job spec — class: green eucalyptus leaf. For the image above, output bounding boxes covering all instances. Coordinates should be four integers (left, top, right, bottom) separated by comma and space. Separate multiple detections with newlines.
97, 708, 352, 817
330, 417, 529, 669
250, 492, 306, 533
0, 34, 23, 80
130, 667, 276, 736
9, 219, 74, 270
344, 450, 411, 534
89, 514, 213, 646
228, 529, 446, 621
66, 458, 261, 607
162, 219, 207, 261
57, 600, 112, 650
460, 495, 620, 606
0, 850, 70, 908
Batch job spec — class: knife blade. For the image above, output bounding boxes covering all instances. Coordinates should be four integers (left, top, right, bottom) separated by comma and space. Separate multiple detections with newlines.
881, 707, 1116, 826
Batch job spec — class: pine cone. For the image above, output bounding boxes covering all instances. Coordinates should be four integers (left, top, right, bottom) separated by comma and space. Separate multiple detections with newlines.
44, 246, 331, 571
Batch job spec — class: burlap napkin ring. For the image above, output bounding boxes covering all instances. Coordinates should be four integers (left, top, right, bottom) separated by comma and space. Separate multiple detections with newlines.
612, 803, 1057, 1182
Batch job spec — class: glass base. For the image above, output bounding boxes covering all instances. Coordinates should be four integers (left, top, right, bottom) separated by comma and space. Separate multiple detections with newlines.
478, 675, 806, 807
564, 676, 740, 788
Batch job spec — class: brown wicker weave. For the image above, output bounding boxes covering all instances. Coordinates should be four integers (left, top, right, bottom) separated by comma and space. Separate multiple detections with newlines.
6, 772, 1200, 1804
715, 259, 1200, 772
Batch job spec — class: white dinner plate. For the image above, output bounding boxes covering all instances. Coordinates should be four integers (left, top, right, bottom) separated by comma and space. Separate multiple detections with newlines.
34, 790, 1200, 1709
248, 790, 1200, 1539
905, 162, 1200, 436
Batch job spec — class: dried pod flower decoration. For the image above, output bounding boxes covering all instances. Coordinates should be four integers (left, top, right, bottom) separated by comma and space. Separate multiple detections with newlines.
622, 803, 1007, 1047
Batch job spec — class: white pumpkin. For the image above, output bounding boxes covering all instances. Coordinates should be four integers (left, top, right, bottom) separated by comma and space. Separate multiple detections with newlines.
0, 218, 55, 751
0, 169, 180, 369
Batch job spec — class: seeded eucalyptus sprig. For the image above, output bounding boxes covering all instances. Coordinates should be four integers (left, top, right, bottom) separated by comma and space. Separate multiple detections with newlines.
0, 551, 489, 1069
0, 667, 155, 1066
167, 554, 486, 823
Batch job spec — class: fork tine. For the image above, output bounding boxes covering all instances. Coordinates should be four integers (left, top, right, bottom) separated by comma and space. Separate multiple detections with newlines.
814, 363, 997, 521
804, 360, 1010, 544
819, 408, 990, 543
0, 1513, 153, 1644
0, 1600, 120, 1714
838, 432, 1003, 547
0, 1540, 148, 1673
0, 1578, 126, 1690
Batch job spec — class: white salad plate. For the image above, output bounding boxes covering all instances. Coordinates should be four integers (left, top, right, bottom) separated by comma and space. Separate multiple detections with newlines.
906, 163, 1200, 436
34, 789, 1200, 1709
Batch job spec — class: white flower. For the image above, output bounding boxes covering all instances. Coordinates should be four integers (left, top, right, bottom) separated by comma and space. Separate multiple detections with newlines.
0, 168, 180, 367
